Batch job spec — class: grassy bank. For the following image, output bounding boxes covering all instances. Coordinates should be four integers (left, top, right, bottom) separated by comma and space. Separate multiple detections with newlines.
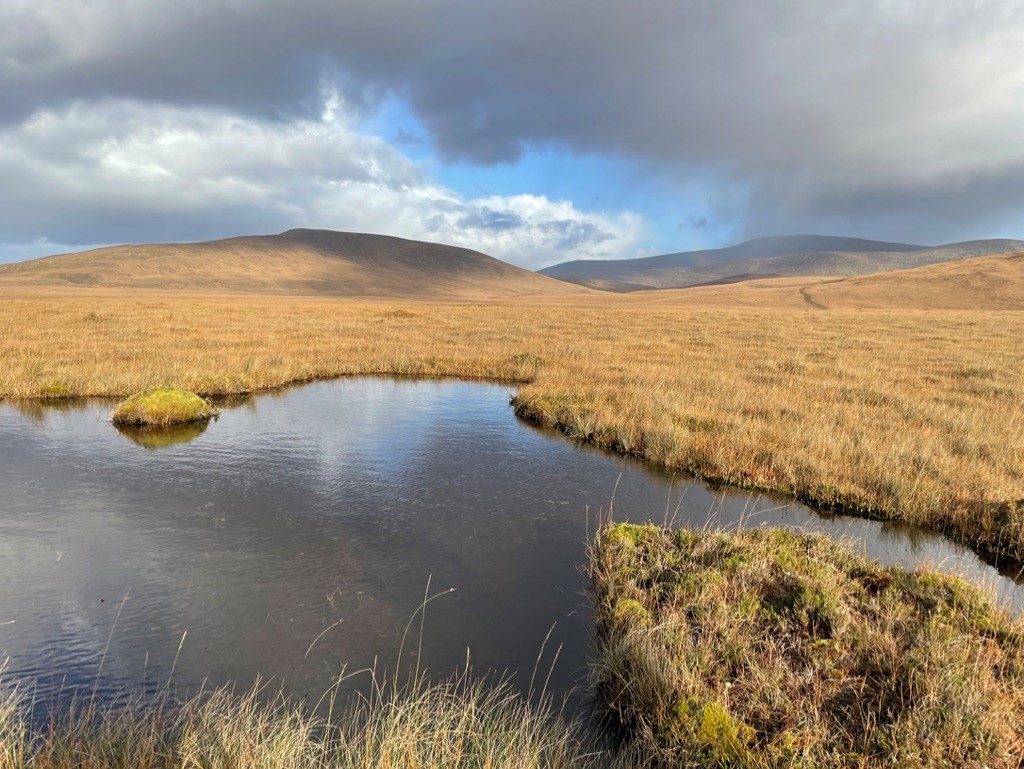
1, 292, 1023, 560
0, 674, 594, 769
589, 522, 1024, 767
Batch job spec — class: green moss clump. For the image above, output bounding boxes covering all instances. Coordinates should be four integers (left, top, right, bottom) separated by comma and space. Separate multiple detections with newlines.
693, 702, 754, 767
37, 382, 72, 400
602, 522, 658, 551
612, 598, 652, 628
111, 387, 217, 427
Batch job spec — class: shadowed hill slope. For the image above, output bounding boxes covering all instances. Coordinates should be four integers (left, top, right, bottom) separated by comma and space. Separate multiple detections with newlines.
541, 234, 1024, 290
646, 249, 1024, 310
0, 229, 587, 298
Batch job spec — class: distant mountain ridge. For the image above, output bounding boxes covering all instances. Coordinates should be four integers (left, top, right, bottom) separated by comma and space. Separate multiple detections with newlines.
0, 228, 587, 298
540, 234, 1024, 290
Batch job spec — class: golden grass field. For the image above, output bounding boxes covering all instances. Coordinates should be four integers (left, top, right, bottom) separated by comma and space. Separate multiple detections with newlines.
2, 284, 1022, 563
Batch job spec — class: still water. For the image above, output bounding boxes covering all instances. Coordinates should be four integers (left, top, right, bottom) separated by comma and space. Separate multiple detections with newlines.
1, 378, 1022, 709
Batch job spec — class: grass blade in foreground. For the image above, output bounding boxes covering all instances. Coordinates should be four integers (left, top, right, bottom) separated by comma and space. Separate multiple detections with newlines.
589, 523, 1024, 767
0, 674, 595, 769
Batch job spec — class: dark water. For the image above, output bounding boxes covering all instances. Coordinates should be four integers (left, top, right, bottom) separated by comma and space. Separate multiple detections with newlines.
1, 378, 1022, 710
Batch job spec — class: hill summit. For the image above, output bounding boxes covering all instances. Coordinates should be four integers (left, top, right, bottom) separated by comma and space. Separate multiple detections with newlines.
0, 229, 583, 298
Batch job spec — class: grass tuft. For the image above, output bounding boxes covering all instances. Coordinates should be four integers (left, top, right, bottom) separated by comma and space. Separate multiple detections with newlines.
35, 382, 72, 400
0, 674, 595, 769
111, 387, 217, 426
589, 522, 1024, 767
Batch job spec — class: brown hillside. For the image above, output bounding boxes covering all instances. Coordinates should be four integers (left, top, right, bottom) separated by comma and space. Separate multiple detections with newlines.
0, 229, 587, 298
644, 250, 1024, 310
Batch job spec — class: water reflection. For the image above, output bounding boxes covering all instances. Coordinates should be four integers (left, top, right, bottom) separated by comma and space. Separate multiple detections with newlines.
9, 397, 86, 424
114, 421, 210, 449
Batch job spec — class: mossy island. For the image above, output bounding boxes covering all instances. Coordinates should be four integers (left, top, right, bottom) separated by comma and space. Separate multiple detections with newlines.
111, 387, 218, 427
590, 523, 1024, 767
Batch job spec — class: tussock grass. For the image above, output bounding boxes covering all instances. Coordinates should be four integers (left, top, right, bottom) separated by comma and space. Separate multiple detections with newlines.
0, 674, 595, 769
1, 294, 1022, 560
111, 387, 216, 426
589, 522, 1024, 767
35, 383, 72, 400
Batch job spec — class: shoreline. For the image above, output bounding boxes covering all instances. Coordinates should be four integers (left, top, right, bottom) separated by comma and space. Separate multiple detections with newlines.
5, 367, 1024, 578
2, 295, 1022, 567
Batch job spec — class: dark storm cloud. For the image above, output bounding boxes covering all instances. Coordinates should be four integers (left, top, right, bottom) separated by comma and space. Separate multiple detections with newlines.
1, 0, 1022, 246
742, 160, 1024, 245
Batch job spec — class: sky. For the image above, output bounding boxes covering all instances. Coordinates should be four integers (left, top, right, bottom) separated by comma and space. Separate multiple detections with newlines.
1, 0, 1022, 269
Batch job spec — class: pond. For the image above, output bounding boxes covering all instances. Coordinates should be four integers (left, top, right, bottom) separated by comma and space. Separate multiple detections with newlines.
1, 378, 1021, 712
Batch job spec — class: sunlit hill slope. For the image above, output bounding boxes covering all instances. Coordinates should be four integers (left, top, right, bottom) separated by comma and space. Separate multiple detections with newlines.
0, 229, 587, 298
655, 249, 1024, 310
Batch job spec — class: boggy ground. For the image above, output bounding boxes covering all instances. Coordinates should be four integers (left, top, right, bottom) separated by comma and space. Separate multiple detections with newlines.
589, 523, 1024, 767
1, 290, 1023, 562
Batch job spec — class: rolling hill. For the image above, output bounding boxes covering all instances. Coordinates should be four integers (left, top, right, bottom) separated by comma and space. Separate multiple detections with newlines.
540, 234, 1024, 290
0, 229, 586, 298
642, 249, 1024, 310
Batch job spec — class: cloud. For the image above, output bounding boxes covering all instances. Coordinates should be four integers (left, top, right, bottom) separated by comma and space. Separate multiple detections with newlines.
0, 98, 646, 267
1, 0, 1023, 248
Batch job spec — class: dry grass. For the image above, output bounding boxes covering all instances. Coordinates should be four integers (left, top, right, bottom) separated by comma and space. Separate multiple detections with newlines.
1, 290, 1023, 560
589, 522, 1024, 767
0, 673, 594, 769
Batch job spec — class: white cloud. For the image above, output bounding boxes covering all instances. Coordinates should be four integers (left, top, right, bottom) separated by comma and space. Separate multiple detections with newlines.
0, 98, 647, 268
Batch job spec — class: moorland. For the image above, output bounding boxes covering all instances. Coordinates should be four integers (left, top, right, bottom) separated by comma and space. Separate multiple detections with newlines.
2, 230, 1024, 766
2, 233, 1023, 561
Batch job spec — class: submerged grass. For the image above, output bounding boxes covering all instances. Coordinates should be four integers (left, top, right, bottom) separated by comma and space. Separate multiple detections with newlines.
589, 522, 1024, 767
1, 295, 1023, 560
111, 387, 216, 426
0, 673, 596, 769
